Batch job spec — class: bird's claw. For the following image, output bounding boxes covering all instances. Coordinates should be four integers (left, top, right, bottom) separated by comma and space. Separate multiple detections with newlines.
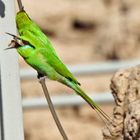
37, 73, 46, 83
38, 76, 46, 83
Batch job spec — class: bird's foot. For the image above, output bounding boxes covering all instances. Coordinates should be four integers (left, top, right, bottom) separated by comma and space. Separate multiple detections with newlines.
37, 73, 46, 83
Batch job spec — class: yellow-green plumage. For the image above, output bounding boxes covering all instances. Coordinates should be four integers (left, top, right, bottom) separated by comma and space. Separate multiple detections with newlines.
16, 10, 111, 123
16, 11, 79, 85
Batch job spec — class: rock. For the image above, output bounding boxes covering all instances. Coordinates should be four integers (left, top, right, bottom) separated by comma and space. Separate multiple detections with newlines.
103, 65, 140, 139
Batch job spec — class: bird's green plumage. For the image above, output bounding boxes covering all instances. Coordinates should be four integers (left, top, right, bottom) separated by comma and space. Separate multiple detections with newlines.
16, 11, 80, 85
15, 10, 111, 123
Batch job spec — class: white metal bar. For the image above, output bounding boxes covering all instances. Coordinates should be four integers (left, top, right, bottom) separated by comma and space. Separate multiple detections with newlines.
0, 1, 24, 140
20, 59, 140, 80
22, 92, 114, 109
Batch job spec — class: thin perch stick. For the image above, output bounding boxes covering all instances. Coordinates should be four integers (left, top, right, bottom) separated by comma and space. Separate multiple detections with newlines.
39, 77, 68, 140
17, 0, 24, 11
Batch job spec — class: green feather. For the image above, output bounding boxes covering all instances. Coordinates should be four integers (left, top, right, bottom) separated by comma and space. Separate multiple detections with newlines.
16, 11, 80, 85
16, 10, 111, 123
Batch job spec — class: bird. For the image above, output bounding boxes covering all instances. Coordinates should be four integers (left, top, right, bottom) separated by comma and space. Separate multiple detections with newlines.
7, 10, 111, 124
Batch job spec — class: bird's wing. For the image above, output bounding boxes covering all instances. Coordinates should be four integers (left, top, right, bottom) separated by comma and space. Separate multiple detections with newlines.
19, 30, 80, 85
19, 27, 53, 50
42, 48, 80, 85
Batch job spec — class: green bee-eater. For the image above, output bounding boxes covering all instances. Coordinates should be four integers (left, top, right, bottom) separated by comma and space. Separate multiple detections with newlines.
7, 10, 111, 123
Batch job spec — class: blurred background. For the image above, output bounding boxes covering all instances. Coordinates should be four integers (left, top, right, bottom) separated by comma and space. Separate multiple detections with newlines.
17, 0, 140, 139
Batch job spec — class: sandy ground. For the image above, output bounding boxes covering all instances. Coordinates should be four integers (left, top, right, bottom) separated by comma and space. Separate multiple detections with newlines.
16, 0, 140, 139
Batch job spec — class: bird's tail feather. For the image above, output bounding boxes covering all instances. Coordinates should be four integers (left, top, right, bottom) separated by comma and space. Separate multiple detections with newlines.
62, 78, 112, 124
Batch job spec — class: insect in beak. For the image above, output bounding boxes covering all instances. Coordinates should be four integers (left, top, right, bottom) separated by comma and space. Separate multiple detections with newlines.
5, 32, 24, 50
5, 40, 18, 50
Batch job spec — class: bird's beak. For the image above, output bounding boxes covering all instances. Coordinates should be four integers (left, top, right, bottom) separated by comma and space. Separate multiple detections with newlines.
6, 32, 20, 40
5, 32, 21, 50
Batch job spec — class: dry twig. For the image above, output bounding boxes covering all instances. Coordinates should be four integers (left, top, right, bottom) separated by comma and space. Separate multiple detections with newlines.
39, 77, 68, 140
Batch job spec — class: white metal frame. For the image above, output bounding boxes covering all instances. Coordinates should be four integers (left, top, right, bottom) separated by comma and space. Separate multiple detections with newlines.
0, 0, 24, 140
23, 92, 114, 109
20, 59, 140, 80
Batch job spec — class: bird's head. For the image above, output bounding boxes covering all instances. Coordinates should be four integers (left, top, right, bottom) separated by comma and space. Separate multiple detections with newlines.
6, 32, 35, 59
16, 10, 31, 32
5, 32, 25, 49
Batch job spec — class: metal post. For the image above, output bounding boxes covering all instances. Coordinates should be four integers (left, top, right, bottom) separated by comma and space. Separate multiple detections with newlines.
0, 0, 24, 140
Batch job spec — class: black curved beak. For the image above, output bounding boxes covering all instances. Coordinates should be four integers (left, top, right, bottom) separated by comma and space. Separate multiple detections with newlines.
5, 32, 20, 50
6, 32, 20, 40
